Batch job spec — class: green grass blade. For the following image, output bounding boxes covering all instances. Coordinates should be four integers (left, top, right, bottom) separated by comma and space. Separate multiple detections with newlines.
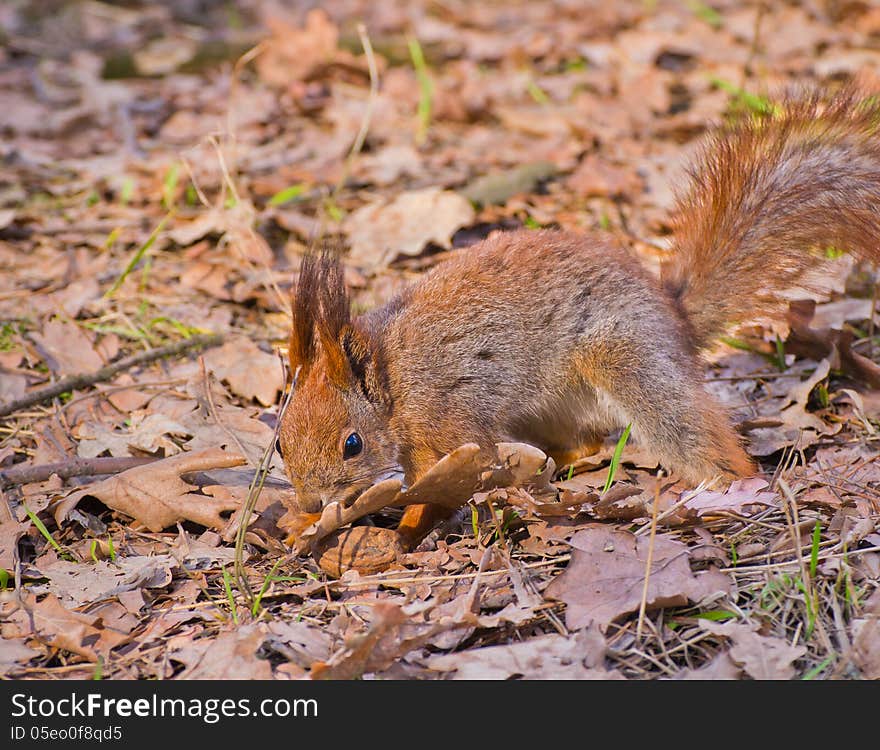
104, 211, 173, 298
407, 35, 433, 144
810, 521, 821, 579
23, 504, 63, 554
268, 184, 307, 206
222, 566, 239, 625
602, 423, 632, 494
802, 655, 834, 680
251, 558, 284, 617
162, 163, 180, 209
693, 609, 736, 621
709, 76, 776, 115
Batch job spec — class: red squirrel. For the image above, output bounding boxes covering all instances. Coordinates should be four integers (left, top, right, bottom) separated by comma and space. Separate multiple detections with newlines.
277, 89, 880, 547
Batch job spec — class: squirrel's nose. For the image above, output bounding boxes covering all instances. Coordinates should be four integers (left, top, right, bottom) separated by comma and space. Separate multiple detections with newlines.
293, 486, 326, 514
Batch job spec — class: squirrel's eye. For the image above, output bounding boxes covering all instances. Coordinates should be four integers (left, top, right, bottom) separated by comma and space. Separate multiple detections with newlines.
275, 438, 283, 456
343, 432, 363, 459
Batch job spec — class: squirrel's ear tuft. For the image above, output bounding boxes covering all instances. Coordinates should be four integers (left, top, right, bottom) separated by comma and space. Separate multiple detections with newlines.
291, 248, 387, 402
289, 253, 320, 376
290, 247, 351, 379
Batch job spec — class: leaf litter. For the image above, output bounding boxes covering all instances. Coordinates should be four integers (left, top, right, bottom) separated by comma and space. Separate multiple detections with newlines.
0, 0, 878, 681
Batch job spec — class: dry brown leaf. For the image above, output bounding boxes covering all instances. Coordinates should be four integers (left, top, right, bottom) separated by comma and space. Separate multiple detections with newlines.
544, 525, 732, 630
264, 620, 334, 672
743, 358, 840, 456
0, 369, 27, 403
256, 9, 342, 86
787, 300, 880, 388
7, 593, 127, 662
852, 615, 880, 679
34, 557, 174, 607
428, 626, 619, 679
202, 337, 284, 407
566, 154, 643, 198
311, 602, 413, 680
29, 319, 103, 376
357, 145, 424, 187
0, 637, 40, 671
673, 651, 743, 680
75, 413, 192, 458
344, 188, 475, 268
55, 448, 247, 532
171, 624, 273, 680
180, 378, 277, 465
169, 203, 273, 265
681, 478, 778, 518
0, 519, 29, 572
699, 620, 807, 679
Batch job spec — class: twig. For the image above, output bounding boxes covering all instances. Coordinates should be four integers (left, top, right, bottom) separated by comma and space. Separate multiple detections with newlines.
0, 456, 158, 490
233, 358, 297, 604
636, 482, 662, 637
0, 333, 223, 418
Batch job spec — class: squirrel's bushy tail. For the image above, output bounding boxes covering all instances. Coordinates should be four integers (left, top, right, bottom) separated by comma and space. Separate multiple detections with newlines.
661, 88, 880, 349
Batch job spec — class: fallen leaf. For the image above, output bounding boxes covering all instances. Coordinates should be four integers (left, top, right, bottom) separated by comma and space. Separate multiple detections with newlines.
428, 626, 619, 679
0, 519, 29, 571
202, 337, 284, 407
357, 145, 424, 186
29, 319, 103, 376
311, 602, 416, 680
0, 637, 40, 672
681, 478, 778, 518
6, 593, 127, 662
75, 413, 192, 458
282, 443, 554, 566
264, 620, 334, 672
743, 359, 840, 456
256, 9, 343, 86
171, 624, 273, 680
55, 448, 247, 532
566, 154, 643, 199
673, 651, 743, 680
787, 301, 880, 388
852, 615, 880, 679
544, 525, 732, 630
36, 557, 174, 607
699, 620, 807, 679
344, 188, 475, 268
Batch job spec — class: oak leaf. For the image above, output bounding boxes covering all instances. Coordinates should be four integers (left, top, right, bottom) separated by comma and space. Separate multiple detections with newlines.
344, 188, 475, 268
699, 620, 806, 679
545, 525, 732, 629
56, 448, 247, 532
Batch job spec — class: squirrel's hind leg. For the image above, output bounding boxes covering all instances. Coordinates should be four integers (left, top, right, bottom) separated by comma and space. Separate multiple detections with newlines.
574, 337, 756, 485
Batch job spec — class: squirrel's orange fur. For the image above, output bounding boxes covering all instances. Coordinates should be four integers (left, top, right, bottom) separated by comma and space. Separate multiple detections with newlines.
278, 89, 880, 543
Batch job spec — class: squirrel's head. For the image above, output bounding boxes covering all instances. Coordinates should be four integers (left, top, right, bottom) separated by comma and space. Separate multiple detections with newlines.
277, 252, 399, 513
